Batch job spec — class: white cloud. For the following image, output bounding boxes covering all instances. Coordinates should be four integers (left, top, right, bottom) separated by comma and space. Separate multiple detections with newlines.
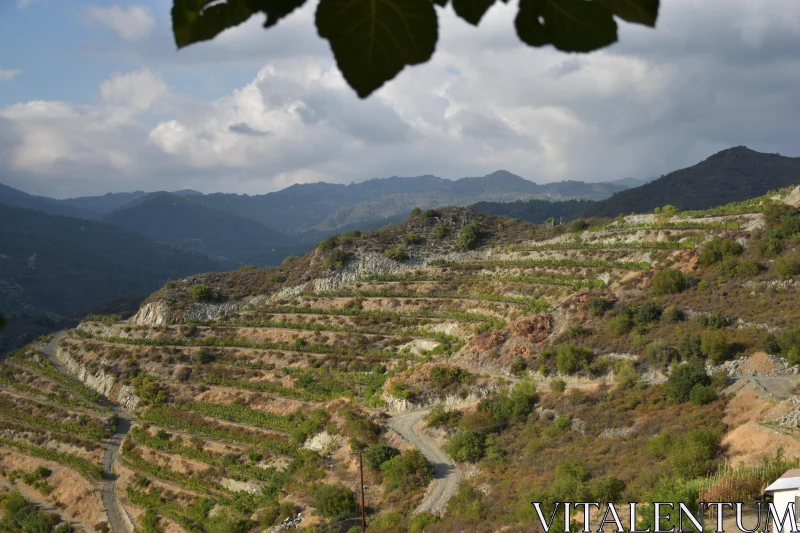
0, 69, 21, 81
86, 4, 155, 42
3, 0, 800, 198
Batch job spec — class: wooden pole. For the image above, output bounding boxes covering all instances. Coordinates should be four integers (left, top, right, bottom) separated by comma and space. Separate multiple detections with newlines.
360, 452, 366, 532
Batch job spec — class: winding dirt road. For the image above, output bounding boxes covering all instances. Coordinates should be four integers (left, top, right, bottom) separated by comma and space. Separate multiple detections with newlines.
387, 410, 462, 516
43, 332, 134, 533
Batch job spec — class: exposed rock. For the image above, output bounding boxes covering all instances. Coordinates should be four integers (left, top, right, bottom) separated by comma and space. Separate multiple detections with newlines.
599, 425, 637, 438
303, 431, 342, 453
55, 346, 140, 411
220, 479, 262, 495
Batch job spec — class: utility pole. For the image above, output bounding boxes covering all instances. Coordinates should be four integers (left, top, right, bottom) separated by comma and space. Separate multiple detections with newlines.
359, 451, 366, 532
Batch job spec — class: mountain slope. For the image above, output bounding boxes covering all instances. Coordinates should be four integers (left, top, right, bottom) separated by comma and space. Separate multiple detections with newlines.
0, 183, 92, 219
0, 203, 216, 318
588, 146, 800, 217
101, 192, 297, 267
59, 191, 148, 216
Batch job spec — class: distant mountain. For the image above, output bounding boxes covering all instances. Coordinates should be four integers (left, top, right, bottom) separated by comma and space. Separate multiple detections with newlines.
588, 147, 800, 217
472, 198, 595, 224
59, 191, 148, 216
192, 171, 630, 236
608, 177, 654, 188
101, 192, 304, 267
0, 203, 216, 319
0, 183, 92, 219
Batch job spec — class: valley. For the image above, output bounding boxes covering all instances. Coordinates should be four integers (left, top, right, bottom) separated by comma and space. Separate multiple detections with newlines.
3, 185, 800, 532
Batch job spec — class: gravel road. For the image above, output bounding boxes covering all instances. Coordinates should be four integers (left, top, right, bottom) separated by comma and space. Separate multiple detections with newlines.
387, 410, 462, 515
43, 332, 134, 533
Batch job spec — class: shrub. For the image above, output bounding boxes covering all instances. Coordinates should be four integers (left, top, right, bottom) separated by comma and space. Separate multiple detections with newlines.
193, 348, 214, 365
590, 476, 626, 503
188, 284, 215, 302
571, 219, 589, 233
434, 224, 448, 238
556, 344, 594, 375
323, 249, 349, 270
549, 379, 567, 395
774, 253, 800, 280
408, 512, 439, 533
369, 512, 403, 529
445, 430, 487, 463
384, 245, 408, 261
678, 335, 703, 360
651, 269, 688, 295
430, 366, 472, 390
736, 258, 762, 277
364, 443, 398, 471
312, 484, 357, 519
661, 205, 679, 217
316, 234, 340, 252
645, 433, 675, 459
403, 233, 423, 245
447, 483, 486, 518
425, 405, 461, 428
698, 237, 743, 265
458, 221, 481, 250
662, 306, 684, 323
669, 429, 720, 478
666, 364, 710, 403
636, 302, 663, 324
605, 314, 634, 336
614, 360, 640, 390
700, 330, 731, 364
382, 449, 434, 490
588, 297, 613, 316
761, 236, 784, 258
689, 384, 718, 405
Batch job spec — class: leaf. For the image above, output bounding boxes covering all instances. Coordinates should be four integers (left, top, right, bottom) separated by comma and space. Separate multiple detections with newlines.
515, 0, 617, 53
452, 0, 495, 25
596, 0, 659, 26
172, 0, 306, 48
316, 0, 438, 98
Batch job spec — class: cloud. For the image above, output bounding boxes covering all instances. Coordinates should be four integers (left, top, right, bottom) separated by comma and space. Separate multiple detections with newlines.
85, 4, 155, 42
0, 69, 21, 81
3, 0, 800, 198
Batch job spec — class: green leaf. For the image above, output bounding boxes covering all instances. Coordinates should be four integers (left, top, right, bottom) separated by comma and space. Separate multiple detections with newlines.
596, 0, 659, 26
515, 0, 617, 53
452, 0, 495, 25
316, 0, 438, 98
172, 0, 306, 48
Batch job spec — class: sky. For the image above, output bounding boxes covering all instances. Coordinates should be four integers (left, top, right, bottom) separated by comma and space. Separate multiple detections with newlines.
1, 0, 799, 198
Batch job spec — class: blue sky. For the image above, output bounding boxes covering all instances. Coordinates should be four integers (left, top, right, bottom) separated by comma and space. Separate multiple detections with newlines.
2, 0, 800, 198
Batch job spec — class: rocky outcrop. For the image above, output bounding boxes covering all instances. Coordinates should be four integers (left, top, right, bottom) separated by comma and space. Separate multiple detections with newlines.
384, 388, 495, 412
55, 346, 140, 411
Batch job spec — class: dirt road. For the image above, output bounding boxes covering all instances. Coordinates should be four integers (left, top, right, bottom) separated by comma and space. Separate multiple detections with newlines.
387, 410, 462, 516
43, 332, 135, 533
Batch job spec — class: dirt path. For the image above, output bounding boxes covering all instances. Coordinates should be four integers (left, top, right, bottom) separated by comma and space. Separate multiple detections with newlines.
386, 409, 462, 516
43, 332, 135, 533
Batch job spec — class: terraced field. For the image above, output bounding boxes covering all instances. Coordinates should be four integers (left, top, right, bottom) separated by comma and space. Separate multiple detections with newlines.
0, 202, 778, 532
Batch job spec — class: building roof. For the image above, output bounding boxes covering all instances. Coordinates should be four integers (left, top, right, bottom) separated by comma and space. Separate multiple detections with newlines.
765, 469, 800, 493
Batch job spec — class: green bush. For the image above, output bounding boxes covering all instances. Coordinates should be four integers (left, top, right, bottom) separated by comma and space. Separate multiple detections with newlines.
369, 512, 403, 529
736, 258, 762, 277
689, 384, 718, 405
445, 429, 486, 463
458, 221, 481, 250
613, 360, 640, 390
403, 233, 423, 245
408, 512, 439, 533
447, 483, 486, 518
588, 297, 613, 316
571, 219, 589, 233
774, 253, 800, 280
668, 429, 720, 478
662, 306, 684, 323
383, 245, 408, 261
316, 234, 340, 252
193, 348, 214, 365
381, 449, 434, 490
322, 249, 349, 270
761, 236, 784, 258
556, 344, 594, 375
364, 443, 398, 471
590, 476, 626, 503
698, 237, 743, 265
312, 484, 357, 519
605, 314, 634, 336
188, 284, 215, 302
425, 405, 461, 428
700, 330, 731, 364
0, 492, 62, 533
666, 364, 710, 403
661, 205, 679, 217
549, 379, 567, 395
651, 269, 689, 295
434, 224, 448, 238
636, 302, 663, 324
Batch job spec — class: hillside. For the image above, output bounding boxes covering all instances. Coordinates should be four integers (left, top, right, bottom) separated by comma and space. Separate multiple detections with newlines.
5, 187, 800, 531
101, 192, 303, 268
589, 146, 800, 216
0, 203, 216, 329
472, 197, 594, 224
0, 183, 92, 219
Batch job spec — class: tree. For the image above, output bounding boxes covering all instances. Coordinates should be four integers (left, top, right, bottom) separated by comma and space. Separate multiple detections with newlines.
364, 443, 399, 471
445, 429, 487, 463
666, 364, 710, 403
381, 449, 435, 489
170, 0, 660, 99
458, 221, 481, 250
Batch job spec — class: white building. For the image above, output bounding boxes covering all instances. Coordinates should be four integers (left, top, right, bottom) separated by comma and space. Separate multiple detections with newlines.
764, 468, 800, 533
